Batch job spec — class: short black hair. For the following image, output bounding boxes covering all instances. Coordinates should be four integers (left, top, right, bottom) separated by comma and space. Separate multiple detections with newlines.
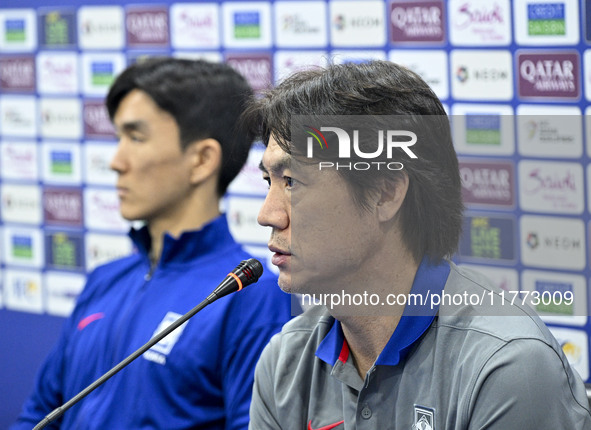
244, 60, 463, 263
106, 58, 255, 196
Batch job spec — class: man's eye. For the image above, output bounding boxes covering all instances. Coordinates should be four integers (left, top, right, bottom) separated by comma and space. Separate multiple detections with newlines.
262, 176, 271, 187
130, 134, 145, 142
285, 176, 297, 189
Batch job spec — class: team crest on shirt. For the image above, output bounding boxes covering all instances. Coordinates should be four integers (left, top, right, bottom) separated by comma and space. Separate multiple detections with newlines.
413, 405, 435, 430
143, 312, 188, 365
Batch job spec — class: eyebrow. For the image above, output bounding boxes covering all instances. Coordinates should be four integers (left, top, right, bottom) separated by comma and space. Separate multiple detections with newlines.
259, 153, 292, 175
117, 120, 149, 135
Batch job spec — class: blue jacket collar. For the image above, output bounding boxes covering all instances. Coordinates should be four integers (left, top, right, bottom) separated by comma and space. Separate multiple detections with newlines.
129, 215, 237, 267
316, 257, 450, 367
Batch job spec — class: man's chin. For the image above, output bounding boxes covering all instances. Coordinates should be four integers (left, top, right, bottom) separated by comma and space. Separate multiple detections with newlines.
118, 209, 136, 222
277, 276, 293, 294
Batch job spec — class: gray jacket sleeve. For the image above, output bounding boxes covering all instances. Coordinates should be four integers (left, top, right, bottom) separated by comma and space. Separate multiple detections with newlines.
249, 336, 283, 430
467, 338, 591, 429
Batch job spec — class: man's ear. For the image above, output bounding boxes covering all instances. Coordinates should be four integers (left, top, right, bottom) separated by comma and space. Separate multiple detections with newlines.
376, 173, 409, 222
186, 138, 222, 185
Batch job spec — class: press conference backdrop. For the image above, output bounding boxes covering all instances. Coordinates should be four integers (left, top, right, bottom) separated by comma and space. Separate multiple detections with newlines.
1, 0, 590, 426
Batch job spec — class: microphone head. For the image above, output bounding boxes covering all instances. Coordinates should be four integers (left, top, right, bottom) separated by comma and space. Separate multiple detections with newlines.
232, 258, 264, 288
208, 258, 265, 303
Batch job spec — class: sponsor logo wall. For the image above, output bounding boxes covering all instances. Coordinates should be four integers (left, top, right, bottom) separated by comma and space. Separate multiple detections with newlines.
1, 0, 591, 382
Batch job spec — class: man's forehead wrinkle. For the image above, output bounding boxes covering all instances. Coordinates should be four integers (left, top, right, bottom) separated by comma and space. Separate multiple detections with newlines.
261, 149, 292, 175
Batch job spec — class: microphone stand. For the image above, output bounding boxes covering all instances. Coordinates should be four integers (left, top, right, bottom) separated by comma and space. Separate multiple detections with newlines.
33, 258, 263, 430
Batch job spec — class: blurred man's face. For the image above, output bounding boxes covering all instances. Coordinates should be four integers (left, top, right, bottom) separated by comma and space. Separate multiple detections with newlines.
258, 137, 383, 295
110, 89, 195, 225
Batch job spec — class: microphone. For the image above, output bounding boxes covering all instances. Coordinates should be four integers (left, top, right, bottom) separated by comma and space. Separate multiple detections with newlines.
33, 258, 263, 430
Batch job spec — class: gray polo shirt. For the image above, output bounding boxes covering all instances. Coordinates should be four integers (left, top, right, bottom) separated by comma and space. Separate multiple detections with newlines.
249, 260, 591, 429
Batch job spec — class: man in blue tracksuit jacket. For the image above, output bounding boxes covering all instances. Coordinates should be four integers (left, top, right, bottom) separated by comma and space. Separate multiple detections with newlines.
12, 58, 293, 429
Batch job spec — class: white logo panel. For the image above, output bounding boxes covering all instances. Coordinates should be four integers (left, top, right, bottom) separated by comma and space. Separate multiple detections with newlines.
2, 226, 44, 268
451, 104, 515, 156
41, 142, 82, 185
329, 1, 386, 47
517, 105, 582, 158
514, 0, 579, 46
584, 50, 591, 101
0, 140, 39, 181
521, 270, 586, 325
3, 269, 43, 314
85, 232, 132, 271
1, 184, 42, 225
83, 143, 118, 186
225, 196, 269, 245
222, 2, 272, 48
45, 271, 85, 317
78, 6, 125, 50
449, 0, 512, 46
36, 52, 79, 94
80, 52, 126, 96
274, 1, 327, 47
170, 3, 220, 49
228, 144, 269, 196
39, 98, 82, 140
274, 51, 328, 83
0, 9, 37, 52
451, 49, 513, 100
389, 49, 448, 99
548, 327, 588, 380
84, 188, 130, 232
0, 96, 37, 137
518, 160, 584, 214
520, 215, 585, 270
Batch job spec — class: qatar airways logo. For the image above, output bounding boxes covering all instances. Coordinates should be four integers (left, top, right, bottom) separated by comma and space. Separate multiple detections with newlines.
126, 8, 169, 45
390, 1, 444, 43
225, 54, 272, 92
83, 101, 115, 137
127, 12, 167, 34
44, 194, 81, 217
518, 52, 580, 99
391, 5, 441, 29
459, 160, 514, 207
0, 57, 35, 90
521, 59, 574, 87
305, 126, 417, 171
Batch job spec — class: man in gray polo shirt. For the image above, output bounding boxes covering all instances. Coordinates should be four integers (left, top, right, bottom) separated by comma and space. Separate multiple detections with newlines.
245, 61, 591, 429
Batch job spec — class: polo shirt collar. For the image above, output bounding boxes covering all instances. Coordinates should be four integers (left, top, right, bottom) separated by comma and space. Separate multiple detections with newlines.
316, 256, 450, 367
129, 214, 236, 267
